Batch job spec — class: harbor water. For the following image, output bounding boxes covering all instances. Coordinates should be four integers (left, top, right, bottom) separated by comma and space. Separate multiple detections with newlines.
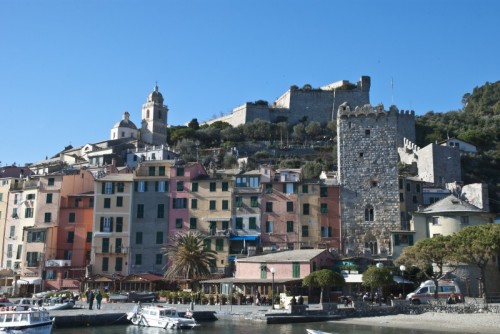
53, 318, 444, 334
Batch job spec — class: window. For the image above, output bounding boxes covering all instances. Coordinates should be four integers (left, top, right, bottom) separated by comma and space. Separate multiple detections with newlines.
26, 252, 40, 267
236, 176, 247, 187
210, 182, 216, 192
104, 182, 114, 194
135, 254, 142, 265
100, 217, 113, 232
216, 239, 224, 251
406, 183, 411, 192
176, 167, 184, 176
250, 196, 258, 207
222, 200, 229, 210
235, 197, 242, 208
116, 217, 123, 232
6, 245, 12, 258
159, 166, 165, 176
283, 183, 295, 194
69, 212, 75, 223
16, 245, 22, 259
235, 217, 243, 229
186, 217, 196, 229
148, 166, 155, 176
117, 182, 124, 192
102, 238, 110, 253
48, 178, 54, 186
156, 181, 167, 192
104, 198, 111, 208
320, 203, 328, 213
265, 221, 273, 233
364, 205, 374, 222
209, 200, 216, 210
155, 254, 163, 265
400, 193, 404, 202
173, 198, 187, 209
157, 204, 164, 218
102, 257, 109, 271
204, 239, 211, 250
86, 232, 92, 243
176, 181, 184, 191
460, 216, 469, 225
115, 257, 123, 271
432, 217, 440, 225
156, 232, 163, 244
191, 182, 198, 192
116, 196, 123, 207
302, 185, 308, 193
260, 263, 267, 279
320, 187, 328, 197
249, 176, 259, 188
176, 218, 183, 229
292, 262, 300, 278
114, 238, 122, 253
44, 212, 51, 223
412, 195, 418, 203
286, 221, 294, 232
365, 129, 371, 137
265, 184, 273, 194
287, 201, 294, 212
9, 226, 14, 238
302, 225, 309, 237
191, 198, 198, 209
25, 207, 34, 218
249, 217, 257, 229
136, 232, 143, 244
399, 179, 403, 189
222, 221, 229, 230
265, 202, 273, 212
135, 181, 147, 192
27, 193, 35, 200
321, 226, 332, 237
371, 181, 378, 187
46, 193, 53, 204
27, 231, 46, 242
303, 203, 310, 215
137, 204, 144, 218
222, 182, 229, 191
12, 208, 18, 218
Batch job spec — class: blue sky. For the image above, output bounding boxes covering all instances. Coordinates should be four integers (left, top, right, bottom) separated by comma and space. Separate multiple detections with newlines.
1, 0, 499, 166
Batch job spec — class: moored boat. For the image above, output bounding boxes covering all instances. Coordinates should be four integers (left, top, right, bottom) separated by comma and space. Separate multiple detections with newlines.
127, 303, 199, 329
306, 329, 333, 334
0, 307, 54, 334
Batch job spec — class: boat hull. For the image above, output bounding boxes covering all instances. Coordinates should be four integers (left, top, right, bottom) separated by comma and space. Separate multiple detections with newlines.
0, 320, 53, 334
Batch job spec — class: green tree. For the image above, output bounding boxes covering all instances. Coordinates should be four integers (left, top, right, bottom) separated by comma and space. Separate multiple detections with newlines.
361, 265, 394, 298
452, 224, 500, 302
162, 232, 217, 287
302, 269, 344, 303
396, 235, 455, 301
305, 121, 322, 141
188, 118, 200, 130
302, 161, 323, 179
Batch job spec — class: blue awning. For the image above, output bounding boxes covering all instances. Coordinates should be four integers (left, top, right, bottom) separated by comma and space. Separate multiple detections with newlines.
229, 236, 259, 241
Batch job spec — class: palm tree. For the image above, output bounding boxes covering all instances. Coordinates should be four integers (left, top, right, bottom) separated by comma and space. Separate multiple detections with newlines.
162, 231, 217, 285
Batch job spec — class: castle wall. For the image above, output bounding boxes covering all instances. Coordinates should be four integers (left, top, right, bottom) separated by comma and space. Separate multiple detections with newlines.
337, 104, 400, 256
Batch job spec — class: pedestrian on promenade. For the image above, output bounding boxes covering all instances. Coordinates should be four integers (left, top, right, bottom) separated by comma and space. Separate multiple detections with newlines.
96, 290, 102, 310
88, 290, 95, 310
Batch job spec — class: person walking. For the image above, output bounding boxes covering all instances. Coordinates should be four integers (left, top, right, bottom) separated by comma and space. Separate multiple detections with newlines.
96, 290, 102, 310
88, 290, 95, 310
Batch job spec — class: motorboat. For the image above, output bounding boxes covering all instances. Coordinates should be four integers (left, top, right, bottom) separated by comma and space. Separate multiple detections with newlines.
0, 307, 54, 334
127, 303, 199, 329
306, 329, 333, 334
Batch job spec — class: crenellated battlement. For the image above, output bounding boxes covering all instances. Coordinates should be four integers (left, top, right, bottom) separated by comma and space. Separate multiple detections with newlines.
403, 137, 420, 152
337, 103, 388, 118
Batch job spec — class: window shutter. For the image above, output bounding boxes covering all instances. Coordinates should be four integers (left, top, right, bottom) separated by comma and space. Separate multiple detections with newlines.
282, 184, 286, 193
145, 182, 148, 192
100, 217, 104, 232
409, 235, 414, 246
101, 183, 105, 194
110, 218, 114, 232
394, 234, 400, 246
134, 182, 138, 192
112, 182, 115, 194
155, 181, 159, 192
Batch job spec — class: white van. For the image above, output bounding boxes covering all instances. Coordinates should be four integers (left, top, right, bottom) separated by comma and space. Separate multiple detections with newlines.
406, 279, 462, 304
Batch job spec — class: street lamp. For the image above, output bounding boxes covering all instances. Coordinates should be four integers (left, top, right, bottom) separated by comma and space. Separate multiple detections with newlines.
399, 265, 406, 299
270, 267, 275, 310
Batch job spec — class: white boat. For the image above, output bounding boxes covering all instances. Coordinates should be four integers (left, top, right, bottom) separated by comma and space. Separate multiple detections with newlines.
127, 304, 199, 329
306, 330, 333, 334
0, 307, 54, 334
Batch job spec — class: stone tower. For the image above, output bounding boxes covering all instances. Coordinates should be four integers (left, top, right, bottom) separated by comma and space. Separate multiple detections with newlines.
337, 103, 400, 257
141, 84, 168, 145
